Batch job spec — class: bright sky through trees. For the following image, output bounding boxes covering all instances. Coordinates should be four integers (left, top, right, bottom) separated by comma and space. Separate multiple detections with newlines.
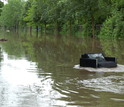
0, 0, 7, 4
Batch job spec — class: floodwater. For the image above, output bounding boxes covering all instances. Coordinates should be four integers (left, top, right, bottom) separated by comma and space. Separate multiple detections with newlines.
0, 32, 124, 107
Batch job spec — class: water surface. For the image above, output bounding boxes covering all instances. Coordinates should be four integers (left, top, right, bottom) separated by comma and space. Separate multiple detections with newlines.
0, 32, 124, 107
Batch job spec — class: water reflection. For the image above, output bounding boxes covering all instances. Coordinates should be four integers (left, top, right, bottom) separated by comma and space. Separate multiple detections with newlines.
74, 64, 124, 72
100, 38, 124, 64
1, 51, 39, 85
0, 50, 67, 107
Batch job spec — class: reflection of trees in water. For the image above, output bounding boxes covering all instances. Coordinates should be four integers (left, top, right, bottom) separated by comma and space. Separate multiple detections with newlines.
30, 37, 102, 72
0, 36, 25, 59
100, 39, 124, 64
0, 47, 3, 62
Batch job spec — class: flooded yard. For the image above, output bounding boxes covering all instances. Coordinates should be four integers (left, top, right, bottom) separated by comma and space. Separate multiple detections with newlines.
0, 32, 124, 107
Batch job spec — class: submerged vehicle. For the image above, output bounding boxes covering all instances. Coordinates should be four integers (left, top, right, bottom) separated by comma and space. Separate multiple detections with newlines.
80, 53, 117, 68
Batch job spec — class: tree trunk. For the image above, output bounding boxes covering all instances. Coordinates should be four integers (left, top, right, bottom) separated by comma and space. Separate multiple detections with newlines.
69, 20, 72, 36
36, 26, 38, 37
14, 25, 18, 33
40, 26, 42, 36
55, 21, 59, 36
44, 23, 46, 35
30, 26, 32, 36
14, 25, 16, 32
91, 16, 95, 38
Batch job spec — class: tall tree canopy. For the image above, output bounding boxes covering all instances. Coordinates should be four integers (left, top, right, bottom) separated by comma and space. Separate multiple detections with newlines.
0, 0, 24, 28
0, 1, 4, 16
100, 0, 124, 38
0, 0, 123, 38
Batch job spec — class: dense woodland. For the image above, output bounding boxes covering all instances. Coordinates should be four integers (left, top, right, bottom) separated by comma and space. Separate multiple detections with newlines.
0, 0, 124, 38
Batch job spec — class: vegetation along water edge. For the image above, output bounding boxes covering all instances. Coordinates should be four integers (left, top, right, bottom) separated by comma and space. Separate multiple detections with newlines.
0, 0, 124, 38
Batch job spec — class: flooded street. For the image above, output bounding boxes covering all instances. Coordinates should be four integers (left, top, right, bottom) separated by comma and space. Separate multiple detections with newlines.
0, 32, 124, 107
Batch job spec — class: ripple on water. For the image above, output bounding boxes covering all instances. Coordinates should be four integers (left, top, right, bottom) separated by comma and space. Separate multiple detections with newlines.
111, 98, 124, 101
74, 64, 124, 72
80, 76, 124, 94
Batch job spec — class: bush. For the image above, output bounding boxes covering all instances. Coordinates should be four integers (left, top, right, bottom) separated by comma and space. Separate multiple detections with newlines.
99, 9, 124, 38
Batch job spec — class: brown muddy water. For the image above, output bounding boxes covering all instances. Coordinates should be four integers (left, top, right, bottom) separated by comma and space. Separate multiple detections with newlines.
0, 32, 124, 107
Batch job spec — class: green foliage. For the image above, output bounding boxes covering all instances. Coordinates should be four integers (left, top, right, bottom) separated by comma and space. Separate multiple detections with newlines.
0, 0, 24, 27
0, 1, 4, 16
0, 1, 4, 8
22, 0, 33, 25
99, 1, 124, 38
0, 0, 124, 38
71, 0, 111, 37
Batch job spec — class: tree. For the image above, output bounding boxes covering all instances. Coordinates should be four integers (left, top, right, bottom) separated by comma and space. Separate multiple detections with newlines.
1, 0, 121, 38
43, 0, 65, 36
0, 1, 4, 16
70, 0, 112, 37
0, 0, 25, 30
99, 0, 124, 38
24, 0, 49, 36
